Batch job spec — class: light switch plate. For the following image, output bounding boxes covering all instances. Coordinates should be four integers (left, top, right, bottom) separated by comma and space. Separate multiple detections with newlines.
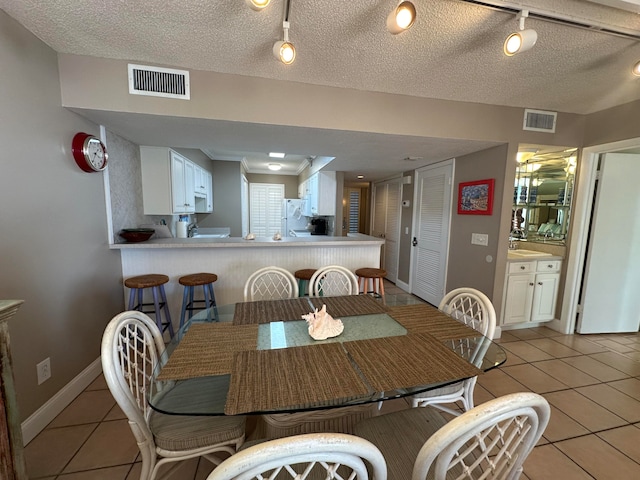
471, 233, 489, 246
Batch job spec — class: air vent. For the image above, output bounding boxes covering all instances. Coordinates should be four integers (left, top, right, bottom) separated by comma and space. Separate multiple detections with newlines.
523, 109, 557, 133
128, 64, 190, 100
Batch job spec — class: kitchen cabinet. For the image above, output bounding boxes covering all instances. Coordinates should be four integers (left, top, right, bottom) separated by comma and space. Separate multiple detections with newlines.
194, 165, 206, 195
301, 171, 336, 216
502, 259, 562, 325
141, 147, 196, 214
195, 170, 213, 213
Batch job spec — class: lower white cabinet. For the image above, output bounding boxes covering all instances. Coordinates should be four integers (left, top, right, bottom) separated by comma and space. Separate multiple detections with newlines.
502, 259, 562, 325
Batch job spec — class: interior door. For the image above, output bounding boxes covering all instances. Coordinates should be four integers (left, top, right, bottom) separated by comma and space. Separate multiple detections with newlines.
411, 161, 453, 306
577, 153, 640, 333
371, 178, 401, 282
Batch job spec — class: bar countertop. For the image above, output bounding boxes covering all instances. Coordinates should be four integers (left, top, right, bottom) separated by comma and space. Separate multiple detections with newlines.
110, 233, 384, 249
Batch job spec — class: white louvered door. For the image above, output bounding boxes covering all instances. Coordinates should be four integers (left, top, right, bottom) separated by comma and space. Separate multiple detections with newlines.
411, 161, 453, 306
372, 177, 402, 282
249, 183, 285, 237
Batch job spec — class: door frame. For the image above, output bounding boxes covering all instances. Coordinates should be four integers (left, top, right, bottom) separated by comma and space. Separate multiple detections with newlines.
559, 136, 640, 334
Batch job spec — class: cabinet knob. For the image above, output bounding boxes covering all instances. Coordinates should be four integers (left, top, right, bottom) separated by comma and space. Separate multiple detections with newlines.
538, 282, 543, 285
529, 282, 534, 286
547, 264, 553, 268
520, 266, 526, 270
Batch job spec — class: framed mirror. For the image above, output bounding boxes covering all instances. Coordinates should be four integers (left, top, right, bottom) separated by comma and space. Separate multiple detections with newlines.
512, 146, 577, 244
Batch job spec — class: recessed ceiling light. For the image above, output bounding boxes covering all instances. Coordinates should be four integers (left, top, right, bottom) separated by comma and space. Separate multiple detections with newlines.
357, 175, 365, 179
269, 152, 285, 158
268, 163, 282, 171
633, 60, 640, 77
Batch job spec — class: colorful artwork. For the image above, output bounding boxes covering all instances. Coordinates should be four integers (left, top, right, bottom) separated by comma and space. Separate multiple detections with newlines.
458, 179, 495, 215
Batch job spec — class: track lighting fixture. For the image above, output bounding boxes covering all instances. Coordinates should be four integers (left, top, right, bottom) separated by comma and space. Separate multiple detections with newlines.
504, 10, 538, 56
633, 61, 640, 77
274, 0, 295, 64
387, 1, 416, 34
246, 0, 271, 11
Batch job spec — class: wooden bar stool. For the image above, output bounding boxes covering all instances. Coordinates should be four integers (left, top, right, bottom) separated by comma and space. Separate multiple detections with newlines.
178, 272, 218, 327
294, 269, 317, 297
355, 268, 387, 301
124, 274, 174, 337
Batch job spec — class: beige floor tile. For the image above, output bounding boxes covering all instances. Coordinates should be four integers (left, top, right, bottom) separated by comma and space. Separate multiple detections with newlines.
48, 389, 116, 428
24, 423, 97, 478
476, 368, 529, 398
501, 364, 568, 393
531, 359, 600, 388
523, 444, 594, 480
472, 383, 496, 407
526, 338, 583, 358
622, 351, 640, 362
503, 350, 527, 366
507, 329, 546, 341
495, 331, 520, 343
528, 326, 564, 338
500, 341, 554, 362
555, 435, 640, 479
125, 462, 142, 480
589, 351, 640, 377
575, 384, 640, 423
57, 465, 132, 479
594, 339, 638, 354
544, 390, 627, 433
597, 425, 640, 464
550, 335, 609, 355
607, 377, 640, 400
86, 374, 109, 391
561, 356, 629, 382
104, 402, 127, 421
541, 405, 590, 443
63, 419, 139, 473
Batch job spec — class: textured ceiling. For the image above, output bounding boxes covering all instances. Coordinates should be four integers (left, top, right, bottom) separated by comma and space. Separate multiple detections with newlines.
2, 0, 640, 180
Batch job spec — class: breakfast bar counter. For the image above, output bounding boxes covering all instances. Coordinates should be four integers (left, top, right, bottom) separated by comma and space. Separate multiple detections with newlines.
112, 234, 384, 324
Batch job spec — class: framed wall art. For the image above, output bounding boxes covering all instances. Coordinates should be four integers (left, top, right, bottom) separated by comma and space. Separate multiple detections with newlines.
458, 178, 495, 215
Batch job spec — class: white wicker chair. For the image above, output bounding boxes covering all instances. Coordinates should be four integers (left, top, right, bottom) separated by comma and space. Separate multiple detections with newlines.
354, 392, 550, 480
411, 287, 496, 415
244, 266, 299, 301
101, 311, 246, 480
309, 265, 359, 297
205, 433, 387, 480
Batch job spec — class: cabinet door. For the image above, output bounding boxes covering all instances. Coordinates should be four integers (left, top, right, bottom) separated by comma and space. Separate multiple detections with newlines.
194, 165, 205, 194
171, 153, 187, 213
503, 273, 535, 324
205, 171, 213, 212
531, 273, 560, 322
316, 172, 337, 216
183, 159, 195, 213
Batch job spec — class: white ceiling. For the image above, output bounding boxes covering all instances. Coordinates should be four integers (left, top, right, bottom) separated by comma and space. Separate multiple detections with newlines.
2, 0, 640, 181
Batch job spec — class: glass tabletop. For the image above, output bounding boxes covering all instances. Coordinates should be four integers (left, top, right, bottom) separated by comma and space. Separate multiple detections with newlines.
149, 298, 507, 416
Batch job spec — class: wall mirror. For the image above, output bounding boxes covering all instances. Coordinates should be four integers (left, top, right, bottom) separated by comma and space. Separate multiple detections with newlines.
512, 145, 577, 245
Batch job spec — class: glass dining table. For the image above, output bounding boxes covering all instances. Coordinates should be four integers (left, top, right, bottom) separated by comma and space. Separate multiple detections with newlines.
148, 295, 507, 417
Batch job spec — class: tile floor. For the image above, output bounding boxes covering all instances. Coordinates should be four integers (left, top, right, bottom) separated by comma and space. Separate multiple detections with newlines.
24, 282, 640, 479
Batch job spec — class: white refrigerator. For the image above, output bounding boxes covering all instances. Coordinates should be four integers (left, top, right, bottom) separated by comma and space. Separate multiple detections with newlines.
282, 199, 309, 236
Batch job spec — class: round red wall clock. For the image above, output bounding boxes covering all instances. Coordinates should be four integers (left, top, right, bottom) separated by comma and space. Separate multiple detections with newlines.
72, 132, 108, 172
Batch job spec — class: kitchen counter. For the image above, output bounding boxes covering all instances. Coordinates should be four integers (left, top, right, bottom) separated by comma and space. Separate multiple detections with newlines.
113, 234, 384, 321
110, 234, 383, 249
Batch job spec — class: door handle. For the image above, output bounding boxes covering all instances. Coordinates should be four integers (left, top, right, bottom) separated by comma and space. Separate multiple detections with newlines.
412, 237, 418, 246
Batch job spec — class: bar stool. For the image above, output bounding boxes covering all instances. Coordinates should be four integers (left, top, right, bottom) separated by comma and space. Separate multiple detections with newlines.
178, 272, 219, 327
294, 269, 317, 297
355, 268, 387, 301
124, 274, 174, 338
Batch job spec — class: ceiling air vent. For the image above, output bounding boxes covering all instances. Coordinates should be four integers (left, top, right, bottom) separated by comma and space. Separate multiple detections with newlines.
128, 64, 190, 100
523, 109, 557, 133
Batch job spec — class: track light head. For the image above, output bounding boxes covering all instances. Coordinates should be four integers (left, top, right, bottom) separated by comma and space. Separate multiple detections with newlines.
504, 10, 537, 56
274, 19, 296, 65
387, 1, 416, 34
246, 0, 271, 11
633, 60, 640, 77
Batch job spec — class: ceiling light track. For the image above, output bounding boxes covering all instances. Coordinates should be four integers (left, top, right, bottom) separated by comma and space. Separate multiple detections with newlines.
459, 0, 640, 41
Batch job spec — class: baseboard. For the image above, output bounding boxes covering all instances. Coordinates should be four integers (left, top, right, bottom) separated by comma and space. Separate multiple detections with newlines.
21, 357, 102, 445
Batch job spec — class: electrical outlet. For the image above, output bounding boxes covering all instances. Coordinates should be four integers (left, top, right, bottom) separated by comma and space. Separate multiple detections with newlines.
37, 357, 51, 385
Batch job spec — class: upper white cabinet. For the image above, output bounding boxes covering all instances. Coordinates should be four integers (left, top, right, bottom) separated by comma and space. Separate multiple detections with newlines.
141, 146, 209, 215
501, 258, 562, 325
195, 170, 213, 213
301, 171, 336, 216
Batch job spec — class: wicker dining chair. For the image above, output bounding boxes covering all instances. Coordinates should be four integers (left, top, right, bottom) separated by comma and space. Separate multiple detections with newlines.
411, 287, 496, 415
244, 266, 299, 301
205, 433, 387, 480
354, 392, 550, 480
101, 311, 246, 480
309, 265, 359, 297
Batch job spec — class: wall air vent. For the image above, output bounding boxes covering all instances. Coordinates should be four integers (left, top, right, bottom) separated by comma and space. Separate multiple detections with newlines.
523, 109, 557, 133
128, 64, 190, 100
